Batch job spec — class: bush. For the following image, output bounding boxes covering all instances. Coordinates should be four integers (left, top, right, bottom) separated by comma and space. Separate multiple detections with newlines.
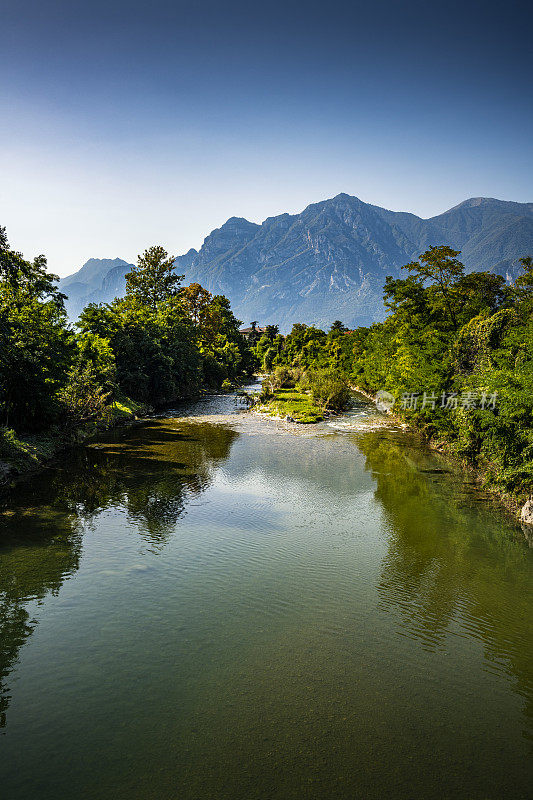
262, 366, 296, 395
300, 368, 351, 411
58, 365, 112, 432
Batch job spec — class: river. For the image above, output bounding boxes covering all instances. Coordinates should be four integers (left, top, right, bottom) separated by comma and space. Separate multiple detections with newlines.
0, 388, 532, 799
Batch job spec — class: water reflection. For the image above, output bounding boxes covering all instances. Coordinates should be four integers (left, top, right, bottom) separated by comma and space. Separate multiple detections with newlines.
358, 430, 533, 741
0, 511, 82, 731
47, 419, 238, 543
0, 417, 238, 729
0, 396, 532, 798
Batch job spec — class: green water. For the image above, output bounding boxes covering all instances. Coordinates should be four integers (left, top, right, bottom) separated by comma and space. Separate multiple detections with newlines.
0, 391, 532, 799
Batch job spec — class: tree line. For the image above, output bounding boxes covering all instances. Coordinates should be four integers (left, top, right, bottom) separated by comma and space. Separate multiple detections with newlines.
0, 228, 255, 435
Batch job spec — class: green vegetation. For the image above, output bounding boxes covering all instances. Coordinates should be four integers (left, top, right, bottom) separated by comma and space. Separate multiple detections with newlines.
0, 427, 47, 472
255, 365, 351, 422
0, 228, 256, 479
254, 247, 533, 504
258, 388, 324, 423
3, 217, 531, 507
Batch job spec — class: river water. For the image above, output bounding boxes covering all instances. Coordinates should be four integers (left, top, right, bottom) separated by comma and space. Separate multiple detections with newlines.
0, 388, 532, 799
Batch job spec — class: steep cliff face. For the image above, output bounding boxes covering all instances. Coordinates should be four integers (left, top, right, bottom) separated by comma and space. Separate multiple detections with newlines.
182, 195, 414, 329
182, 194, 533, 329
59, 194, 533, 329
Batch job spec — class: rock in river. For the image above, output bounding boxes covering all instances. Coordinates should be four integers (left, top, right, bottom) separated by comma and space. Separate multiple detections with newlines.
520, 499, 533, 526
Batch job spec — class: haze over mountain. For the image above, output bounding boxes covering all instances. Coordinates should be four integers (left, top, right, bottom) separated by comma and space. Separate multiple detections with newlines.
60, 194, 533, 329
59, 258, 135, 319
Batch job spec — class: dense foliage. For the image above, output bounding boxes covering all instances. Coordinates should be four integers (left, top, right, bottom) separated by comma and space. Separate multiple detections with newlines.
255, 247, 533, 501
0, 231, 255, 440
2, 222, 531, 503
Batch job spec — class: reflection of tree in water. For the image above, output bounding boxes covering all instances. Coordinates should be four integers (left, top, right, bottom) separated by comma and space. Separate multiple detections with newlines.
49, 419, 237, 543
358, 430, 533, 739
0, 418, 238, 729
0, 510, 82, 731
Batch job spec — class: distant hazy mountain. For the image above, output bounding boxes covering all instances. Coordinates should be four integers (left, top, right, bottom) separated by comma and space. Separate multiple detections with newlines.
59, 195, 533, 329
59, 258, 134, 319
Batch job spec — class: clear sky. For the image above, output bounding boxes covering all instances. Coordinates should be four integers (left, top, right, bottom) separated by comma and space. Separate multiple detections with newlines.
1, 0, 532, 277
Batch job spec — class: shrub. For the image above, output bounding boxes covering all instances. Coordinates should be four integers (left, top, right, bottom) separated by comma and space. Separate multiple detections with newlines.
300, 368, 351, 411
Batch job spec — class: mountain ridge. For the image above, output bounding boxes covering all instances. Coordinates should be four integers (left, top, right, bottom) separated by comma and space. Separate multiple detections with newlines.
59, 194, 533, 329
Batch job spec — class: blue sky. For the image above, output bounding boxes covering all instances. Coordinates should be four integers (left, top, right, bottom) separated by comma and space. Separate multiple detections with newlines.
1, 0, 532, 276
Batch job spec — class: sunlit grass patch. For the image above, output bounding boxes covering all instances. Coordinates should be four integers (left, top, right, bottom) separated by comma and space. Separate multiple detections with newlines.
260, 388, 324, 423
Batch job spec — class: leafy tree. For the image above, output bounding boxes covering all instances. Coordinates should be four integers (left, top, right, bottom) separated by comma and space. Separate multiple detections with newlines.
0, 227, 65, 308
300, 368, 351, 411
264, 325, 279, 339
455, 271, 509, 323
513, 256, 533, 312
125, 246, 182, 308
0, 228, 73, 430
404, 245, 465, 330
75, 332, 117, 392
58, 364, 112, 433
180, 282, 212, 326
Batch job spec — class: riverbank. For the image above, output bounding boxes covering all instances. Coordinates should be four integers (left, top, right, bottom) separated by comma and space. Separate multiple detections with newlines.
0, 394, 150, 490
352, 384, 529, 524
0, 378, 254, 492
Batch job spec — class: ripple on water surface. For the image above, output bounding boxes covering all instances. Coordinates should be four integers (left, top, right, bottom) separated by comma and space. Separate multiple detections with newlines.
0, 389, 531, 800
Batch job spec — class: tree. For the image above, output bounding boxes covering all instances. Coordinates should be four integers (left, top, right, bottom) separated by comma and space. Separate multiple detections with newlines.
75, 332, 117, 392
247, 320, 261, 346
300, 368, 351, 411
265, 325, 279, 340
125, 246, 182, 308
0, 227, 65, 308
513, 256, 533, 310
0, 227, 73, 430
58, 364, 112, 433
452, 271, 509, 328
404, 245, 465, 330
180, 282, 212, 326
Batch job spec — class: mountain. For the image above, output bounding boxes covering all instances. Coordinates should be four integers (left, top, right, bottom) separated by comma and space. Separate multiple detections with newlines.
59, 195, 533, 329
59, 257, 134, 319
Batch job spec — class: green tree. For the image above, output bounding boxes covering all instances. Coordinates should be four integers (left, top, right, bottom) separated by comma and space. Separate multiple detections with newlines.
404, 245, 465, 330
513, 256, 533, 311
180, 282, 212, 326
125, 246, 182, 308
58, 364, 112, 433
0, 228, 73, 430
264, 325, 279, 340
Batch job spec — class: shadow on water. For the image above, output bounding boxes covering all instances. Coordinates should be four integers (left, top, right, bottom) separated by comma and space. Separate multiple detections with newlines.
44, 418, 238, 538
